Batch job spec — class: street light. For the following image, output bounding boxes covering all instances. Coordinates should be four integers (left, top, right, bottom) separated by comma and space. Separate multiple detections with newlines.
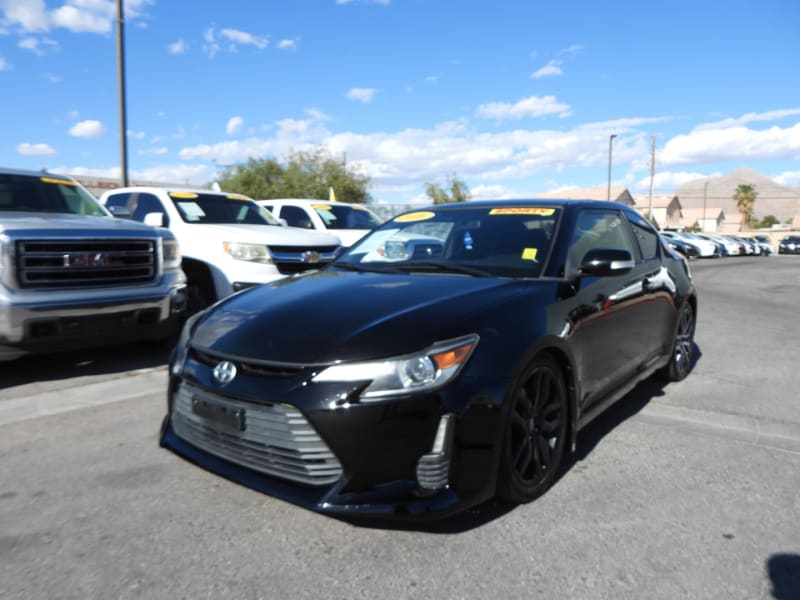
703, 181, 709, 232
607, 134, 617, 201
116, 0, 129, 186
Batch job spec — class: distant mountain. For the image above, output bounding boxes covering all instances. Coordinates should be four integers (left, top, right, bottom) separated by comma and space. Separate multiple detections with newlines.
674, 168, 800, 222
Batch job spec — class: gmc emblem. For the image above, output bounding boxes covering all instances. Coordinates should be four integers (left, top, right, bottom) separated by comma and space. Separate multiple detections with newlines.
63, 252, 112, 268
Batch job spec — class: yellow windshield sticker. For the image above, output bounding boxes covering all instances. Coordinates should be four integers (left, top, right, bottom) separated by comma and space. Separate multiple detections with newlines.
313, 204, 333, 210
226, 194, 249, 201
40, 177, 76, 186
394, 211, 435, 223
521, 248, 539, 261
489, 208, 555, 216
169, 191, 199, 199
352, 204, 367, 211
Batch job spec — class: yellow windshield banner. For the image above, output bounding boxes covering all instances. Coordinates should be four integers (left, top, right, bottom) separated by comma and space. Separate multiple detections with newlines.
169, 192, 199, 199
226, 194, 249, 201
313, 204, 333, 210
489, 208, 555, 216
40, 177, 77, 186
394, 211, 435, 223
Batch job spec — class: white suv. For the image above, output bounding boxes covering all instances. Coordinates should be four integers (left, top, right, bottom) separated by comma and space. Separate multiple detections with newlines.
257, 199, 382, 247
101, 187, 341, 312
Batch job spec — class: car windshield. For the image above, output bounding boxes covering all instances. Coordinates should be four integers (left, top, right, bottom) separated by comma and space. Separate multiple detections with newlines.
312, 204, 383, 230
0, 173, 108, 216
335, 205, 560, 278
169, 192, 280, 225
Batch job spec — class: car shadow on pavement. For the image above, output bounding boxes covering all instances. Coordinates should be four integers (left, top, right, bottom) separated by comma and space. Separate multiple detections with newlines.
347, 343, 703, 534
767, 553, 800, 599
0, 338, 176, 390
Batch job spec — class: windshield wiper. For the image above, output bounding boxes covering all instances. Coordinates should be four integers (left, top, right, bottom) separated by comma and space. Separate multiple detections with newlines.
330, 262, 402, 274
391, 261, 493, 277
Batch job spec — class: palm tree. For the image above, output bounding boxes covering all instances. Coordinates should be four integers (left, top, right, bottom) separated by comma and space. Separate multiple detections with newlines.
733, 183, 757, 231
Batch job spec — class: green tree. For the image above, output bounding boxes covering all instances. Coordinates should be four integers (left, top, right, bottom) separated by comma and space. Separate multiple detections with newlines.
217, 149, 371, 203
424, 174, 471, 204
733, 183, 758, 231
754, 214, 779, 229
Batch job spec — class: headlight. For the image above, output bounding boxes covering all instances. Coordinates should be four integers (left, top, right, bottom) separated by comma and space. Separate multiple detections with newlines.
163, 238, 182, 270
223, 241, 272, 263
312, 335, 478, 400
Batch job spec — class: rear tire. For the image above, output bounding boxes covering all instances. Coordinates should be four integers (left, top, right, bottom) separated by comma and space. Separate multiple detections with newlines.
658, 302, 695, 382
497, 355, 568, 503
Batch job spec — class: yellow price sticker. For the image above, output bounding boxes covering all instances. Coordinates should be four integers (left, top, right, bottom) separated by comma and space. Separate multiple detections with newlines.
169, 192, 199, 199
521, 248, 539, 261
40, 177, 76, 186
313, 204, 333, 210
226, 194, 249, 201
489, 208, 555, 216
394, 211, 435, 223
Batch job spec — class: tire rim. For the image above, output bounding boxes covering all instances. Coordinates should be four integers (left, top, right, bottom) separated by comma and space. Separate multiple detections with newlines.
673, 305, 694, 376
508, 365, 564, 486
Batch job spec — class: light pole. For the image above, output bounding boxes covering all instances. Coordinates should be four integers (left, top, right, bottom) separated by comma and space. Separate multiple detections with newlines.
703, 181, 709, 232
607, 134, 617, 201
116, 0, 129, 186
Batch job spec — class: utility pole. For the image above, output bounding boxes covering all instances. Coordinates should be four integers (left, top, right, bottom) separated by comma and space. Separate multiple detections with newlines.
648, 135, 655, 225
607, 134, 617, 201
116, 0, 129, 186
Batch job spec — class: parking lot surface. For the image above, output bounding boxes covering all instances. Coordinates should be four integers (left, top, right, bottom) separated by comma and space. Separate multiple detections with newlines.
1, 256, 799, 600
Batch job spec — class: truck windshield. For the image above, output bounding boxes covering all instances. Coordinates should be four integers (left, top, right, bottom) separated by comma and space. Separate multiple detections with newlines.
0, 174, 108, 216
168, 192, 279, 225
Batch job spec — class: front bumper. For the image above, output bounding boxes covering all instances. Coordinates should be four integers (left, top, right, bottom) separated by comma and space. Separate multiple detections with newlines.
0, 271, 186, 360
159, 352, 508, 520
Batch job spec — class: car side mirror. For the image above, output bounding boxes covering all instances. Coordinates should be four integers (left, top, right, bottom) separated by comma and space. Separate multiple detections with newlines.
579, 248, 634, 277
143, 212, 165, 227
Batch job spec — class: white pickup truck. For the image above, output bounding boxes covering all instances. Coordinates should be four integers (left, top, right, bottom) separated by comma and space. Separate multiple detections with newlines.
100, 187, 341, 312
0, 168, 187, 361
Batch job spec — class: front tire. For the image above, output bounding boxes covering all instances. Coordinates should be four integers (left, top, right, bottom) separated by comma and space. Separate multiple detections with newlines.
497, 354, 568, 504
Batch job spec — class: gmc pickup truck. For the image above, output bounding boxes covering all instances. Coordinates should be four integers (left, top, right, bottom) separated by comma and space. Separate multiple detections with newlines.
0, 167, 187, 361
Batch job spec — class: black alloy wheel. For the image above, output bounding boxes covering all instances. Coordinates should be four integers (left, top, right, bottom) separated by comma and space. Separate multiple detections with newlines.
497, 355, 568, 503
659, 301, 695, 382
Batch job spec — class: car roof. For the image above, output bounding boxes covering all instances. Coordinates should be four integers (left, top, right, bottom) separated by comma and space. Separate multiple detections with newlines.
103, 186, 253, 198
408, 198, 634, 212
0, 166, 74, 179
261, 198, 367, 208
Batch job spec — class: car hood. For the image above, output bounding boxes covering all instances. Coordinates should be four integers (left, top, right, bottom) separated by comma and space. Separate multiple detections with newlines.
185, 223, 340, 247
0, 212, 171, 238
191, 269, 529, 364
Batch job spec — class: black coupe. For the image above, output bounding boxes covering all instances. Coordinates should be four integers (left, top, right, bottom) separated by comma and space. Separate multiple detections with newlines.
160, 200, 697, 520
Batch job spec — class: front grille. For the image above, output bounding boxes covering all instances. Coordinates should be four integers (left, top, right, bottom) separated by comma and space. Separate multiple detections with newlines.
267, 245, 339, 276
171, 382, 342, 487
16, 239, 156, 289
191, 348, 303, 379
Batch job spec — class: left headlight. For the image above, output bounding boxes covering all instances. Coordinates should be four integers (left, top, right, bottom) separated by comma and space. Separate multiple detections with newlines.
312, 334, 478, 400
170, 310, 204, 376
163, 238, 182, 270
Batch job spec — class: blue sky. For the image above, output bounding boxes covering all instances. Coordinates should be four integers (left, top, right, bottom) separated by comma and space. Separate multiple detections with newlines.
1, 0, 799, 203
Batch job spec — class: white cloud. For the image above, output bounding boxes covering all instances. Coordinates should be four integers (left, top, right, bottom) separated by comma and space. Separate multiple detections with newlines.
167, 39, 187, 55
203, 27, 220, 57
695, 108, 800, 131
69, 119, 105, 139
0, 56, 10, 71
661, 121, 800, 166
67, 109, 80, 120
42, 72, 62, 83
477, 95, 571, 120
18, 36, 58, 55
531, 60, 563, 79
471, 184, 528, 200
226, 116, 244, 136
219, 28, 268, 49
137, 146, 168, 156
64, 162, 212, 186
278, 39, 297, 51
0, 0, 49, 31
558, 44, 584, 56
17, 142, 56, 156
346, 87, 380, 103
774, 171, 800, 188
127, 130, 145, 139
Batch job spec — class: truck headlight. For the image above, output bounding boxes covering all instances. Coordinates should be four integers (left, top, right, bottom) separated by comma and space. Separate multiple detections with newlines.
223, 242, 272, 264
312, 335, 478, 400
163, 239, 182, 270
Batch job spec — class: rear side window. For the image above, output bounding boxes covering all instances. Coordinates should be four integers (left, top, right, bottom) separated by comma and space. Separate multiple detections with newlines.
281, 205, 314, 229
627, 212, 660, 260
568, 209, 638, 272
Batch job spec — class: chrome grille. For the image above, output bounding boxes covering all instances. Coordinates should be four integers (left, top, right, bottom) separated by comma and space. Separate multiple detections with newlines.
267, 245, 338, 275
171, 382, 342, 487
16, 239, 156, 289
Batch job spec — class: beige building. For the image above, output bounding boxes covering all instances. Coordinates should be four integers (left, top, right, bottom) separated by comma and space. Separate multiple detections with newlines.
680, 207, 725, 232
537, 185, 635, 205
631, 194, 682, 229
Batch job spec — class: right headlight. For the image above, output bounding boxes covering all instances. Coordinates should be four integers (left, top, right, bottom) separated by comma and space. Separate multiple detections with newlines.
311, 335, 478, 401
223, 241, 272, 264
163, 238, 182, 270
